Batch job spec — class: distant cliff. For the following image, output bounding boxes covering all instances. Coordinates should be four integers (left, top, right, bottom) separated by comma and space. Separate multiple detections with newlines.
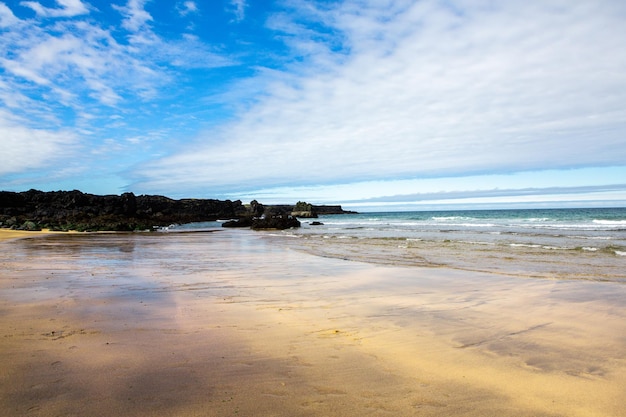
314, 205, 357, 215
264, 203, 357, 217
0, 190, 247, 232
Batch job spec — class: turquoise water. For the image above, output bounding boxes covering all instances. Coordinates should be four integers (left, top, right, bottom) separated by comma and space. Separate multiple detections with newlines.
165, 208, 626, 279
288, 207, 626, 255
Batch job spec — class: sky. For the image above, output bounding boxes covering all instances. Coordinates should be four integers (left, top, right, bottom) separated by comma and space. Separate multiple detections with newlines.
1, 0, 625, 211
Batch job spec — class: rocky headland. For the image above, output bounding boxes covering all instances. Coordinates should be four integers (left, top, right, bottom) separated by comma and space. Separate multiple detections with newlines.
0, 190, 354, 232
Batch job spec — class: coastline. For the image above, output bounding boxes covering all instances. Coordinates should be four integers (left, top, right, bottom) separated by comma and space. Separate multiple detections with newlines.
274, 233, 626, 282
0, 228, 58, 242
0, 228, 93, 243
1, 230, 625, 416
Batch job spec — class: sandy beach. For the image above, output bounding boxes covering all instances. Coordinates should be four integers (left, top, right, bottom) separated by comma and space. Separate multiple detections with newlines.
1, 229, 625, 416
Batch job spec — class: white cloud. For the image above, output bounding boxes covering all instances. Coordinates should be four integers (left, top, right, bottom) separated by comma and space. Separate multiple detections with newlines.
112, 0, 153, 32
132, 0, 626, 197
2, 0, 624, 203
228, 0, 246, 22
0, 3, 20, 27
20, 0, 89, 18
0, 23, 148, 107
0, 0, 219, 111
0, 109, 78, 175
0, 0, 237, 189
177, 1, 198, 17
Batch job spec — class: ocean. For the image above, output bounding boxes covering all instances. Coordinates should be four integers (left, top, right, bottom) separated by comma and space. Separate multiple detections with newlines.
166, 207, 626, 281
275, 207, 626, 281
287, 207, 626, 250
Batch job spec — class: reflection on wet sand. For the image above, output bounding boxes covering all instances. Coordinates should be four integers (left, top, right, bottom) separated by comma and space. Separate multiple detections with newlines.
1, 230, 625, 416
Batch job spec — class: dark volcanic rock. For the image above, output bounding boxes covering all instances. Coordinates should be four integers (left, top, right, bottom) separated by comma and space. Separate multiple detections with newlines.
222, 217, 253, 228
251, 215, 301, 230
0, 189, 247, 232
291, 201, 317, 218
0, 191, 355, 232
263, 203, 356, 216
248, 200, 265, 217
313, 205, 357, 214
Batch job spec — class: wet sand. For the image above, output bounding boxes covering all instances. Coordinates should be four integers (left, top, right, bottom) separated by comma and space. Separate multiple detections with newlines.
0, 229, 53, 242
1, 230, 625, 416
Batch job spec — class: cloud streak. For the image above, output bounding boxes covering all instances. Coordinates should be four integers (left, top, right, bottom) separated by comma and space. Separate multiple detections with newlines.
0, 109, 78, 175
177, 1, 198, 17
0, 0, 235, 187
348, 184, 626, 204
20, 0, 89, 18
131, 0, 626, 197
227, 0, 247, 22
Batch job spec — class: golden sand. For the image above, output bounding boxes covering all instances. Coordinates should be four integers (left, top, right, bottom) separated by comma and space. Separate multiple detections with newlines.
0, 228, 83, 242
1, 231, 625, 416
0, 228, 49, 242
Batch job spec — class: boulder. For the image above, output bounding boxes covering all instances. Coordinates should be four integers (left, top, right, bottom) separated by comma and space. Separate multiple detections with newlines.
222, 217, 253, 228
251, 215, 301, 230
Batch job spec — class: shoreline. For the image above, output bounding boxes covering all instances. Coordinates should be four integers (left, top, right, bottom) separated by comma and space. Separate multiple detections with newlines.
270, 233, 626, 283
0, 228, 60, 242
0, 227, 224, 243
1, 230, 625, 416
0, 228, 106, 243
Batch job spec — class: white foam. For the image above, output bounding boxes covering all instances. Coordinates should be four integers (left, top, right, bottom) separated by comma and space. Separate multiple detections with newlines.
510, 243, 541, 248
593, 219, 626, 225
460, 240, 495, 246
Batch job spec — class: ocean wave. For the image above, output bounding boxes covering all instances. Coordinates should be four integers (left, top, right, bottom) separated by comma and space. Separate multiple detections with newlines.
593, 219, 626, 225
510, 243, 570, 250
458, 240, 496, 246
568, 235, 613, 240
421, 222, 498, 228
269, 233, 300, 238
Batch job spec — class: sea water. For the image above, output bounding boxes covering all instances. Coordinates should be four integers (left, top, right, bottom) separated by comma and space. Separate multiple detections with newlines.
166, 207, 626, 280
277, 207, 626, 281
289, 208, 626, 252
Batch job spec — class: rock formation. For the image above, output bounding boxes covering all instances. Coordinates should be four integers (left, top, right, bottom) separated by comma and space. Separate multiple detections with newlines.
0, 191, 356, 232
0, 190, 247, 232
291, 201, 317, 218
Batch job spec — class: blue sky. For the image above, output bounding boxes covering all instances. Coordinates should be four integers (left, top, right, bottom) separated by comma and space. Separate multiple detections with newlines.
1, 0, 625, 210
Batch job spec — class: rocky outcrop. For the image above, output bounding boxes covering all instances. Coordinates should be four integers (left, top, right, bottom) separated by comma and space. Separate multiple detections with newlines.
314, 205, 357, 215
291, 201, 317, 218
264, 203, 356, 217
0, 190, 247, 232
221, 217, 252, 228
250, 215, 301, 230
0, 191, 355, 232
221, 200, 355, 230
222, 201, 301, 230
